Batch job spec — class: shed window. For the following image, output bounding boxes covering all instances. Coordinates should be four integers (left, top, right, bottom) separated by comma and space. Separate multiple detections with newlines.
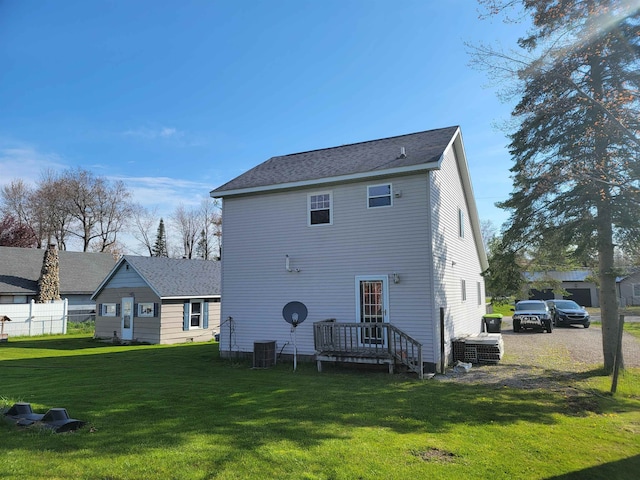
309, 192, 332, 225
183, 299, 209, 331
367, 184, 392, 208
458, 208, 465, 238
102, 303, 117, 317
190, 300, 203, 327
461, 280, 467, 302
633, 284, 640, 297
138, 302, 156, 317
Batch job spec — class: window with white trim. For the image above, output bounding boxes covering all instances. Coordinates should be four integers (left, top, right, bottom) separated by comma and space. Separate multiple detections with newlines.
308, 192, 332, 225
138, 302, 155, 317
461, 280, 467, 302
477, 282, 482, 306
633, 284, 640, 297
367, 184, 392, 208
458, 208, 465, 238
190, 300, 203, 328
102, 303, 117, 316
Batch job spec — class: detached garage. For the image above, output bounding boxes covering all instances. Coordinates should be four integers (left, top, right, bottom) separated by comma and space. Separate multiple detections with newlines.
525, 270, 598, 308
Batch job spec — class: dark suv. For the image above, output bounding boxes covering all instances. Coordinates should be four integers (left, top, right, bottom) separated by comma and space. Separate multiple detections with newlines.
545, 300, 590, 328
511, 300, 553, 333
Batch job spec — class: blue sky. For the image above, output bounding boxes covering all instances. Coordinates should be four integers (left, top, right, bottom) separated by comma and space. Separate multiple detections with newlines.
0, 0, 529, 248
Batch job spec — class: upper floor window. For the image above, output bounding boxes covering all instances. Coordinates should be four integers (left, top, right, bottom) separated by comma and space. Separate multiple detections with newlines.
368, 184, 392, 208
458, 208, 465, 238
309, 192, 332, 225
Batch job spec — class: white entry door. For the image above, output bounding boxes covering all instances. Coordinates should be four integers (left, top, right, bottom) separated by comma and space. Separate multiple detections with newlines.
121, 297, 134, 341
355, 276, 389, 346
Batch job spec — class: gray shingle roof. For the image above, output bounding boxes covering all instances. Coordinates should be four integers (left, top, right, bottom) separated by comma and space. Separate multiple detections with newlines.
0, 246, 116, 296
524, 270, 594, 282
211, 126, 459, 195
103, 256, 221, 299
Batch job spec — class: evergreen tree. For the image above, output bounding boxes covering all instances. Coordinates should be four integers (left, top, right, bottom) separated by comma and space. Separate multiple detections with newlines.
196, 229, 209, 260
152, 218, 168, 257
475, 0, 640, 372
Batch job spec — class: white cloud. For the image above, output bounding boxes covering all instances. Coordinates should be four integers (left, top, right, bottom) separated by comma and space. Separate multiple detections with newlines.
112, 175, 213, 213
122, 126, 182, 140
0, 144, 67, 188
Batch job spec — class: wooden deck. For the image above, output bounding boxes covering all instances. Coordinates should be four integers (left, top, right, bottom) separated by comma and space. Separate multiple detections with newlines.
313, 319, 424, 378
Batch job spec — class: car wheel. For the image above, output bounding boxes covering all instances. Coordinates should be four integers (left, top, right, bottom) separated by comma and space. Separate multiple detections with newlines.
584, 322, 590, 329
513, 319, 521, 333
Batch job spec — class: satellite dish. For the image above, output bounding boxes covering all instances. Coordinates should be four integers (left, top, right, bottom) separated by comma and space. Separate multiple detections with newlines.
282, 301, 308, 327
282, 301, 308, 372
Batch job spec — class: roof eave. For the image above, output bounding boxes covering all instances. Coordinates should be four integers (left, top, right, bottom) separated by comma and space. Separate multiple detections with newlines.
161, 295, 221, 300
210, 161, 442, 198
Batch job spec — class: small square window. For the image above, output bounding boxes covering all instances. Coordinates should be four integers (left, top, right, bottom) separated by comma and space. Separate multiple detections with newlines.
309, 193, 332, 225
138, 302, 155, 317
102, 303, 117, 317
368, 184, 392, 208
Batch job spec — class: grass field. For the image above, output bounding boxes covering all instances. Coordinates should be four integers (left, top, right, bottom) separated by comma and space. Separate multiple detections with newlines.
1, 334, 639, 480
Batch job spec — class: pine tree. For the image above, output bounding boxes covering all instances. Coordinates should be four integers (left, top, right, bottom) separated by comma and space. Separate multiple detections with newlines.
196, 229, 209, 260
152, 218, 168, 257
476, 0, 640, 373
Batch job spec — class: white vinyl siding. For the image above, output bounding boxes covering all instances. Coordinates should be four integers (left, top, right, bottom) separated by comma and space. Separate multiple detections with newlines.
219, 173, 435, 360
430, 141, 486, 357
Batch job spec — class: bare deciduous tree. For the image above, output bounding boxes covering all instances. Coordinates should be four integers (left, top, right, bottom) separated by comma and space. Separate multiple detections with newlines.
130, 204, 159, 256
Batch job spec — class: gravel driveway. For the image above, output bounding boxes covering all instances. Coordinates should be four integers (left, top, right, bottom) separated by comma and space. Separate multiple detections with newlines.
438, 318, 640, 389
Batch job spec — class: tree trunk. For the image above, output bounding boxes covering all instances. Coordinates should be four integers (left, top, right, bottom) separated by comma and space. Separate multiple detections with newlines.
598, 209, 621, 374
589, 53, 622, 374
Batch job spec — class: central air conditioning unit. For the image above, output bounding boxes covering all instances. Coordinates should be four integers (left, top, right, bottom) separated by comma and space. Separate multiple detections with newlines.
253, 340, 276, 368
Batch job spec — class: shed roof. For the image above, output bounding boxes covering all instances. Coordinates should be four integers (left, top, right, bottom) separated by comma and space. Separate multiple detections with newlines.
0, 246, 116, 296
211, 126, 459, 196
92, 256, 221, 300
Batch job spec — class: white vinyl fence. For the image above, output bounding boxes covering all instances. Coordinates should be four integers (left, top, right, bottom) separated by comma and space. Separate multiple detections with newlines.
0, 299, 68, 337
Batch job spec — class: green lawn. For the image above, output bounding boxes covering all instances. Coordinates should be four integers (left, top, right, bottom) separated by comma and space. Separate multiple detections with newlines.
1, 334, 639, 480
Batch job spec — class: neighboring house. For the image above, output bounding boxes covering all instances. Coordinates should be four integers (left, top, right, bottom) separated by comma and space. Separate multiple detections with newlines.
525, 270, 599, 307
616, 269, 640, 307
0, 246, 116, 314
211, 126, 488, 374
92, 256, 221, 344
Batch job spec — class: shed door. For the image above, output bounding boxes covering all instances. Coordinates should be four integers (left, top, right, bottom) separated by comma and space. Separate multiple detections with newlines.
355, 276, 389, 346
121, 297, 134, 341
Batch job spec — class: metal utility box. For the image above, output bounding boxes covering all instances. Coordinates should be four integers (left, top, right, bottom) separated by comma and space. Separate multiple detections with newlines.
253, 340, 276, 368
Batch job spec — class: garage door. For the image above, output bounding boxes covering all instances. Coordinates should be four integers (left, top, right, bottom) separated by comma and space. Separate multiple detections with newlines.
529, 289, 554, 300
564, 288, 592, 307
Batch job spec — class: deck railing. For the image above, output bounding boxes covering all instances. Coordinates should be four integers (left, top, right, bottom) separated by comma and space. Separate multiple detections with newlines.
313, 319, 424, 379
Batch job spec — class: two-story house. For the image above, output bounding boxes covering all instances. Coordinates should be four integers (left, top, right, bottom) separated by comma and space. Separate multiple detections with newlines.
211, 126, 488, 375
